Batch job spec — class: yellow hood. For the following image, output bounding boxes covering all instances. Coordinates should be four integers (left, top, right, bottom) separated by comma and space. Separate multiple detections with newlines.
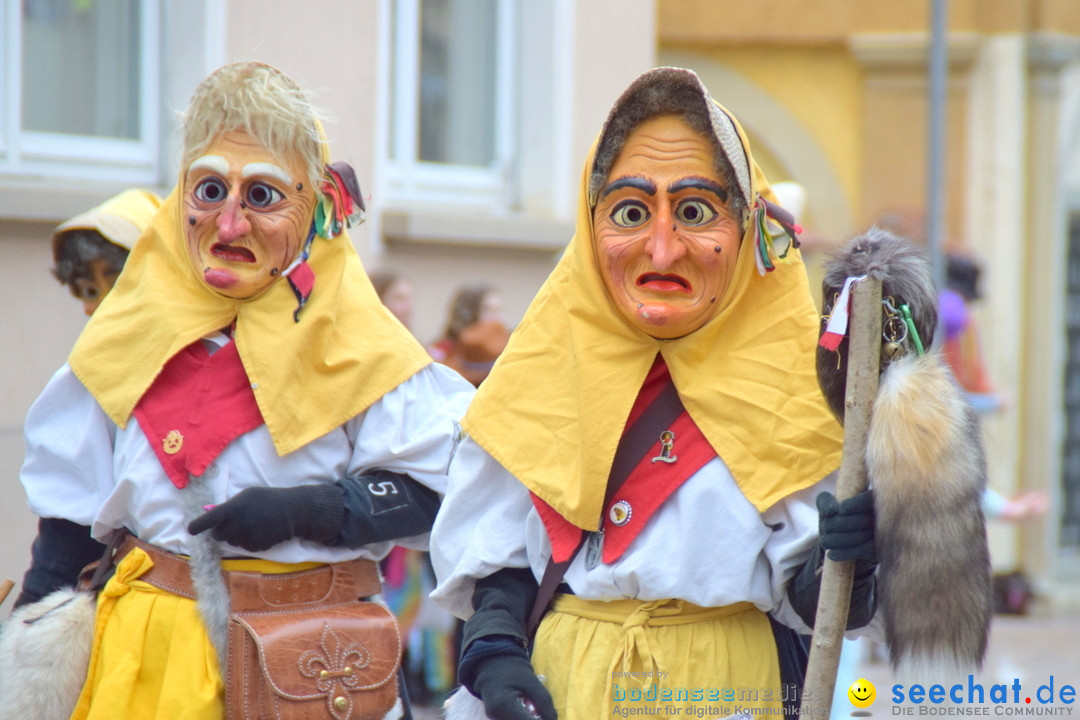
69, 175, 429, 457
462, 68, 842, 530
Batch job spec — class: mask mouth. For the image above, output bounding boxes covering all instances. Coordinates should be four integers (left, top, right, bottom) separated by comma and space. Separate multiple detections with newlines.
637, 273, 691, 293
211, 243, 256, 263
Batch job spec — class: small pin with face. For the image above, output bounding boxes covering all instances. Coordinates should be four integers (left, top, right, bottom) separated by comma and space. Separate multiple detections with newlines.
608, 500, 632, 526
651, 430, 678, 464
163, 430, 184, 455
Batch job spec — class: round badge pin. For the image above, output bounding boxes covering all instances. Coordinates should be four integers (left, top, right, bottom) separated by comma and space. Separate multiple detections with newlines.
609, 500, 632, 526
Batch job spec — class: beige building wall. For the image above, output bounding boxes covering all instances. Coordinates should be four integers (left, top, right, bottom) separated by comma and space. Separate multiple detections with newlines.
373, 1, 658, 345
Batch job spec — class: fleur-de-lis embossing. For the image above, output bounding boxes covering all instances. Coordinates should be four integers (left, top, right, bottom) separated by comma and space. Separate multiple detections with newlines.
299, 623, 370, 720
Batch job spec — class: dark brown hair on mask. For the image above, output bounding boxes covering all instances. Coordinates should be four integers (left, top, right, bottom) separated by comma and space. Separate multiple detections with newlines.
588, 69, 746, 223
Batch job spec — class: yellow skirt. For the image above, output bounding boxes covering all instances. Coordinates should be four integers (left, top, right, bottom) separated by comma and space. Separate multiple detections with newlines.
70, 547, 321, 720
530, 595, 781, 720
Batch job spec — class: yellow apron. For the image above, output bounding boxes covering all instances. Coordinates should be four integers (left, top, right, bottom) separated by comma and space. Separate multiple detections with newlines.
70, 548, 320, 720
531, 595, 781, 720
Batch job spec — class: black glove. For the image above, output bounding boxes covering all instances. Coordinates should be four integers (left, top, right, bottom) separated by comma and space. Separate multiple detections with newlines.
817, 490, 876, 564
470, 651, 556, 720
457, 568, 554, 719
786, 490, 877, 630
187, 470, 442, 552
188, 484, 344, 551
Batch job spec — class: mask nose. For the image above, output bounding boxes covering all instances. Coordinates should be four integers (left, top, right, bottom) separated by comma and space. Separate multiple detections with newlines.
646, 208, 686, 270
216, 193, 251, 242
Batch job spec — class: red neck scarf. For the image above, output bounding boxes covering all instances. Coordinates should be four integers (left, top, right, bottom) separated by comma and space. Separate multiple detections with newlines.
133, 339, 264, 488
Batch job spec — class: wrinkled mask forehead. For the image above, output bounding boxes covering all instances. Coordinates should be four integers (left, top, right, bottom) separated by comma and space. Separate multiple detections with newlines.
588, 67, 751, 220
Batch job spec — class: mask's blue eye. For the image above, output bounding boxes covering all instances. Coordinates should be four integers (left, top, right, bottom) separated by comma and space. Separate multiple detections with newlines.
245, 182, 285, 209
675, 199, 716, 226
611, 200, 650, 228
193, 177, 228, 203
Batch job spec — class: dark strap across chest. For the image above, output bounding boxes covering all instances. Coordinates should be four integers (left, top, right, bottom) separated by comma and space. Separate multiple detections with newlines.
526, 359, 691, 635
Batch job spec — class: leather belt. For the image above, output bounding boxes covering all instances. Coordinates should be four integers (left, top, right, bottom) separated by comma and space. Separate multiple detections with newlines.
116, 534, 383, 613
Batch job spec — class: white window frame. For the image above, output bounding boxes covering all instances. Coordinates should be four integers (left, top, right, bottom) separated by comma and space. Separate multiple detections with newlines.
384, 0, 518, 208
0, 0, 162, 185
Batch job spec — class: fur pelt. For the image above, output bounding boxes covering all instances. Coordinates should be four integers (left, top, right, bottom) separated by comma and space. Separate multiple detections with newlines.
868, 351, 992, 679
817, 226, 938, 424
443, 686, 489, 720
384, 697, 404, 720
817, 229, 992, 681
442, 686, 548, 720
182, 475, 231, 671
0, 588, 95, 720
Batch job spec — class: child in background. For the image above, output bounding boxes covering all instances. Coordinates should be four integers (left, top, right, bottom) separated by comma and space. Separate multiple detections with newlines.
52, 189, 163, 316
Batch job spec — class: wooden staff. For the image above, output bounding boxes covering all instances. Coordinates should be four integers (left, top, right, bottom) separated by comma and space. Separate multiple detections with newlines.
800, 276, 882, 716
0, 578, 15, 607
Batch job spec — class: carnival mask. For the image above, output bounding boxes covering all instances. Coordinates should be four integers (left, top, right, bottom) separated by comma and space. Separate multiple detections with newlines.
593, 114, 742, 339
183, 129, 317, 300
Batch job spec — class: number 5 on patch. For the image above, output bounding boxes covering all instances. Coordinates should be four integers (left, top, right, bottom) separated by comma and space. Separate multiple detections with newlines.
368, 480, 398, 496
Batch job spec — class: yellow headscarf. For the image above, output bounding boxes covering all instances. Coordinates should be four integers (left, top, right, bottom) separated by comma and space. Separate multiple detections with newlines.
462, 68, 842, 531
69, 114, 429, 458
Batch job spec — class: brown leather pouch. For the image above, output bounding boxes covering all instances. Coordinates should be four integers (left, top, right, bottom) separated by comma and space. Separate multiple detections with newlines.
224, 560, 401, 720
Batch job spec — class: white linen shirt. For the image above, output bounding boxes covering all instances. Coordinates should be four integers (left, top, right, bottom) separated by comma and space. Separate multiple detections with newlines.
430, 435, 837, 633
22, 333, 475, 564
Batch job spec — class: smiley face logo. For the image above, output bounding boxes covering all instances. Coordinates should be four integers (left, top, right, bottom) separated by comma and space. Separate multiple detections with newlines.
848, 678, 876, 708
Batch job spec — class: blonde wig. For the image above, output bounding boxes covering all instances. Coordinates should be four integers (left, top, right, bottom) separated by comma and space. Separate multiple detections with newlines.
180, 62, 326, 191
